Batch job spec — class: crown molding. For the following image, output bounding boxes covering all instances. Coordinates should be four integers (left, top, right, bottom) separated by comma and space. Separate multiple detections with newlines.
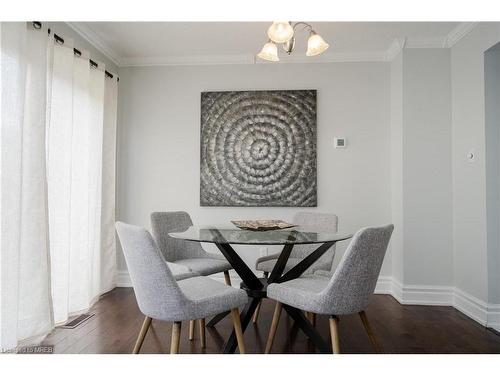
121, 51, 387, 67
385, 36, 445, 61
385, 37, 406, 61
385, 22, 479, 61
443, 22, 478, 48
66, 22, 122, 67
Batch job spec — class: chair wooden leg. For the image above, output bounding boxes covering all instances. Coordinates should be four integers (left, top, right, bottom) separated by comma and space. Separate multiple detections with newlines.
223, 270, 231, 286
132, 316, 152, 354
359, 311, 381, 353
252, 300, 263, 324
189, 320, 195, 340
329, 316, 340, 354
230, 308, 246, 354
264, 302, 282, 354
199, 318, 206, 349
170, 321, 182, 354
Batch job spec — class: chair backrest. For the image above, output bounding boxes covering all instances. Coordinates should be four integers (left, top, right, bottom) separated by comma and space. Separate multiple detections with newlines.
291, 212, 339, 262
322, 224, 394, 315
115, 222, 187, 320
151, 211, 206, 261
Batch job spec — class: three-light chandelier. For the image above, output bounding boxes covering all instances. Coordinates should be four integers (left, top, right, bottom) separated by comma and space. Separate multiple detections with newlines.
257, 21, 329, 62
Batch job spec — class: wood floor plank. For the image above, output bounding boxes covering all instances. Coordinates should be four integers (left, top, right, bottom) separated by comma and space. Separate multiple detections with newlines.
40, 288, 500, 354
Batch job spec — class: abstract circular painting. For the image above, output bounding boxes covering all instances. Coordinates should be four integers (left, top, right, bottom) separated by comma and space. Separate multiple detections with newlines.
200, 90, 317, 207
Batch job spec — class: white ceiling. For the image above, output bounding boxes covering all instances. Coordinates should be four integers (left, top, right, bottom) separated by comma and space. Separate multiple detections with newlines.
67, 22, 475, 67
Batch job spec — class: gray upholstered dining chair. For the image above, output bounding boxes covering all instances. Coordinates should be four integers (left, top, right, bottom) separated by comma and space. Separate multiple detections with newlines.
166, 262, 197, 280
253, 212, 338, 323
151, 211, 234, 343
115, 221, 247, 354
264, 224, 394, 354
151, 212, 233, 279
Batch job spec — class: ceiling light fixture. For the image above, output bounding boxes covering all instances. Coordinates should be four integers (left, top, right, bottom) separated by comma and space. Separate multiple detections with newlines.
258, 22, 329, 62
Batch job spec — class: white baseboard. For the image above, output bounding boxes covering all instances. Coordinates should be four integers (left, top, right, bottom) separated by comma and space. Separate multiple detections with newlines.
453, 288, 488, 326
115, 270, 132, 287
374, 276, 394, 294
487, 308, 500, 332
453, 288, 500, 332
387, 277, 500, 333
392, 279, 455, 306
114, 269, 500, 333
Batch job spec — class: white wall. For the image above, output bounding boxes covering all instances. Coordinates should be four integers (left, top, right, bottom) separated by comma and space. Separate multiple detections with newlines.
451, 23, 500, 303
485, 43, 500, 305
402, 49, 453, 286
116, 62, 392, 274
390, 49, 453, 287
390, 53, 404, 283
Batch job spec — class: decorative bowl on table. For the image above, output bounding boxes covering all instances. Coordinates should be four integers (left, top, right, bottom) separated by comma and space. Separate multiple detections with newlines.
230, 220, 296, 231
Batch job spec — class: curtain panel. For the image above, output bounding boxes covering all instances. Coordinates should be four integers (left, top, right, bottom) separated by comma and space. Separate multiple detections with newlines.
0, 22, 118, 350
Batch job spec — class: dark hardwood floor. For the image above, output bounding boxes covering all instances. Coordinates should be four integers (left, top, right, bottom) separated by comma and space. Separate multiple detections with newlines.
41, 287, 500, 354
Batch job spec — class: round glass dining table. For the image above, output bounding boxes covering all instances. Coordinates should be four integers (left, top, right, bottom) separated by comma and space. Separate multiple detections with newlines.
170, 226, 352, 354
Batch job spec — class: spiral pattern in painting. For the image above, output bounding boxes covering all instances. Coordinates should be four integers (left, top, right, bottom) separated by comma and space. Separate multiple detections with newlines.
200, 90, 317, 207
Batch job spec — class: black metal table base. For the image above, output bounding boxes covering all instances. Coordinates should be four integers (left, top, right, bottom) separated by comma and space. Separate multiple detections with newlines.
207, 229, 336, 354
206, 311, 230, 327
282, 305, 330, 353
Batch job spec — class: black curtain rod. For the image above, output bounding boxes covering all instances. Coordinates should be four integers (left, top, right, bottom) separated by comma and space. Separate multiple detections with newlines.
32, 21, 118, 81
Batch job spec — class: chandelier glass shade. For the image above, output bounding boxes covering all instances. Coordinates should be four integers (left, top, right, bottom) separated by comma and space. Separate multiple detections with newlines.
306, 32, 330, 56
257, 40, 279, 62
267, 22, 294, 43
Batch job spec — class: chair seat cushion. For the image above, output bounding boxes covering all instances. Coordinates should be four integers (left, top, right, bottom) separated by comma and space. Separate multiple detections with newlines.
174, 258, 232, 276
167, 262, 198, 281
313, 269, 333, 278
177, 276, 248, 320
256, 257, 331, 274
267, 275, 331, 315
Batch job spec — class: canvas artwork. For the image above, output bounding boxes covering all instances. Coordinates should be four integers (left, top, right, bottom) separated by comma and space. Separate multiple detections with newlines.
200, 89, 317, 207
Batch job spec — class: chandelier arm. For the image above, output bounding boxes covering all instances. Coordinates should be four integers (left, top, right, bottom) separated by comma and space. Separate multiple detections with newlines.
282, 22, 313, 55
291, 22, 313, 33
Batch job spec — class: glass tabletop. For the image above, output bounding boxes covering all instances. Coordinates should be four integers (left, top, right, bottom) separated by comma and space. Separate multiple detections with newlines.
168, 226, 353, 245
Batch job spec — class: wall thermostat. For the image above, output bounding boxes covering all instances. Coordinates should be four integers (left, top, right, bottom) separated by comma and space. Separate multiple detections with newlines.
334, 137, 346, 148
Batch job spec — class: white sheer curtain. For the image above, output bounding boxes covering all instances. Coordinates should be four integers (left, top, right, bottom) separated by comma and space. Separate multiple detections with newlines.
1, 22, 54, 351
1, 22, 118, 350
